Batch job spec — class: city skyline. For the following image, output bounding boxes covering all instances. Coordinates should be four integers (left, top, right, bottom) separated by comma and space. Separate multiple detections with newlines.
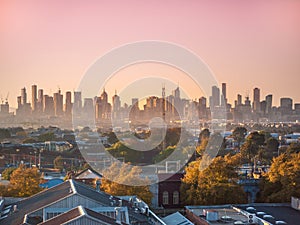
1, 1, 300, 109
5, 82, 300, 110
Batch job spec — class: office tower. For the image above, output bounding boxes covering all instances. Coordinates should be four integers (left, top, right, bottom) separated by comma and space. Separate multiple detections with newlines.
280, 97, 293, 115
0, 101, 9, 115
38, 89, 44, 113
237, 94, 242, 106
83, 98, 94, 112
295, 104, 300, 114
173, 86, 180, 99
73, 91, 82, 112
17, 96, 22, 109
21, 87, 27, 105
253, 87, 260, 112
112, 91, 121, 112
221, 83, 227, 106
199, 97, 207, 119
260, 101, 266, 115
211, 85, 220, 108
31, 84, 37, 112
265, 94, 273, 115
100, 89, 108, 103
54, 89, 63, 116
43, 95, 54, 116
65, 91, 72, 116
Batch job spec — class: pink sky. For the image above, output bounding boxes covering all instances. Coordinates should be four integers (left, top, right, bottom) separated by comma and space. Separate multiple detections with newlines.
1, 0, 300, 108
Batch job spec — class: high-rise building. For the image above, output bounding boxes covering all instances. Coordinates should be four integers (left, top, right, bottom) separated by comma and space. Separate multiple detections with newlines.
17, 96, 22, 109
237, 94, 242, 106
43, 95, 54, 116
54, 89, 63, 116
253, 87, 260, 112
280, 98, 293, 109
211, 86, 220, 108
65, 91, 72, 116
112, 91, 121, 112
38, 89, 44, 113
0, 101, 9, 115
221, 83, 227, 106
31, 84, 37, 112
21, 87, 27, 105
265, 94, 273, 115
73, 91, 82, 113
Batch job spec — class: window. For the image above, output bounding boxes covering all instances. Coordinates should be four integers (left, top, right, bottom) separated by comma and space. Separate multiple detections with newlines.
173, 191, 179, 205
162, 191, 169, 205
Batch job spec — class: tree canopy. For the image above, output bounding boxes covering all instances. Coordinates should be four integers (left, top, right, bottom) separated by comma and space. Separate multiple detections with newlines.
258, 151, 300, 202
100, 162, 152, 204
181, 155, 247, 205
0, 164, 42, 197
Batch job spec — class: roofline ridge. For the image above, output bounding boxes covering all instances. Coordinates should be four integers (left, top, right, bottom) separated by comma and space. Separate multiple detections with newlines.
69, 179, 77, 194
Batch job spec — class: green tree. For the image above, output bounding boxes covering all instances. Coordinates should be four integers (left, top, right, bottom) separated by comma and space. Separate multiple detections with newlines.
240, 131, 265, 163
258, 152, 300, 202
38, 132, 55, 142
8, 164, 42, 197
181, 156, 247, 205
0, 128, 11, 139
264, 137, 279, 160
101, 162, 152, 204
232, 126, 247, 150
1, 167, 16, 180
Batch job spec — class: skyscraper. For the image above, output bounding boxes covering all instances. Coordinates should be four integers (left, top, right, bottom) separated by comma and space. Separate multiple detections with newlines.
211, 85, 220, 108
265, 94, 273, 115
43, 95, 54, 116
221, 83, 227, 106
54, 89, 63, 116
253, 87, 260, 112
21, 87, 27, 105
31, 84, 37, 112
65, 91, 72, 116
237, 94, 242, 106
112, 91, 121, 112
38, 89, 44, 113
73, 91, 82, 113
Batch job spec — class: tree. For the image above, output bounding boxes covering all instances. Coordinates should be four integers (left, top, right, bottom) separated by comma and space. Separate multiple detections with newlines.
8, 164, 42, 197
258, 152, 300, 202
38, 132, 55, 142
101, 162, 152, 204
0, 128, 11, 139
240, 131, 265, 163
54, 156, 64, 171
196, 128, 210, 155
232, 126, 247, 150
1, 167, 16, 180
181, 156, 247, 205
264, 137, 279, 160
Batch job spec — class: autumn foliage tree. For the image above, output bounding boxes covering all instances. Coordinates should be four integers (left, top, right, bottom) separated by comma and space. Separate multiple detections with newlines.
181, 155, 247, 205
257, 151, 300, 202
0, 164, 42, 197
100, 162, 152, 204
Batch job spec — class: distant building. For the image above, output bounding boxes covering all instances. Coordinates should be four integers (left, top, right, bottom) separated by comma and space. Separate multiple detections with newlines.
31, 84, 37, 113
53, 89, 63, 116
253, 87, 260, 112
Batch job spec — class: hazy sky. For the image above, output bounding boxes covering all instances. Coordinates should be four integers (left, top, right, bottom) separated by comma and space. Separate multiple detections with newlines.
1, 0, 300, 108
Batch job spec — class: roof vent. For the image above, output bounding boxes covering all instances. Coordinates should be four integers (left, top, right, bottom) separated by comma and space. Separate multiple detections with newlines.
13, 205, 18, 212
